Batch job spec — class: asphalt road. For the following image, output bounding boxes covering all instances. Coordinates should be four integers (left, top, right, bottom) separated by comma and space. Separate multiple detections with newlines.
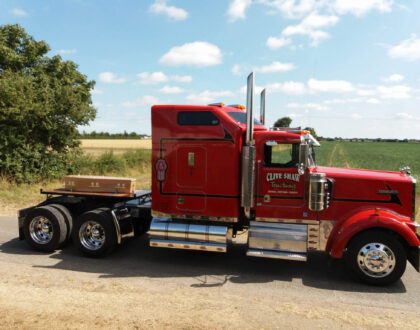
1, 215, 420, 329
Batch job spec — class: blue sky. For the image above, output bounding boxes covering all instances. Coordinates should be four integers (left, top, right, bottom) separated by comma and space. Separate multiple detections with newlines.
2, 0, 420, 138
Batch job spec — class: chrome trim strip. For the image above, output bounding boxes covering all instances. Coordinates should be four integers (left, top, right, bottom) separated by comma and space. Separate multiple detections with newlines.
151, 210, 238, 222
110, 210, 122, 245
255, 217, 318, 225
246, 249, 307, 261
150, 239, 226, 252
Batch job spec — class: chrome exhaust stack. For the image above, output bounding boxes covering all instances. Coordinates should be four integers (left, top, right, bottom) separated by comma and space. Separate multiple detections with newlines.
241, 73, 257, 218
260, 88, 266, 125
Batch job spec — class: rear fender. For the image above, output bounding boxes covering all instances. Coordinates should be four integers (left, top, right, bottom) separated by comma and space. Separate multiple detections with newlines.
328, 208, 420, 258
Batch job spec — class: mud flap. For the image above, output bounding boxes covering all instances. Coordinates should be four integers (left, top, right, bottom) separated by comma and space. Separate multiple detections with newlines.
407, 246, 420, 272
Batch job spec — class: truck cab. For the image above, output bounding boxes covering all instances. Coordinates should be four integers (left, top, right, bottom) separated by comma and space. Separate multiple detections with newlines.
149, 74, 419, 285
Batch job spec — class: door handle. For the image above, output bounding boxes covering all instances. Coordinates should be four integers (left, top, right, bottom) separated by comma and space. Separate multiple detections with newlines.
188, 152, 195, 167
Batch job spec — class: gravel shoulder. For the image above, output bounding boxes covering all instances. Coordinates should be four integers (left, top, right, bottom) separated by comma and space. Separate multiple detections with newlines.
1, 215, 420, 329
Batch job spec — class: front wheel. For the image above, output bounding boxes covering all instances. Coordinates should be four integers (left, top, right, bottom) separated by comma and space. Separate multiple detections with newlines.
344, 230, 407, 286
73, 208, 117, 257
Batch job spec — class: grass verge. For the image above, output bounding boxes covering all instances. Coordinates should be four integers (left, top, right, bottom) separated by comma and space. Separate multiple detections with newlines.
0, 150, 151, 216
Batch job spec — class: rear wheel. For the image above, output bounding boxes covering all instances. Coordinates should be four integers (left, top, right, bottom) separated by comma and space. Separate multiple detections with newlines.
344, 230, 406, 285
23, 206, 67, 252
48, 204, 73, 244
73, 208, 117, 257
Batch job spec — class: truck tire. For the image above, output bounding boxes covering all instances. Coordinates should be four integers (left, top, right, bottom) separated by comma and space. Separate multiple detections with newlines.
73, 208, 117, 257
344, 230, 406, 286
23, 205, 67, 252
48, 204, 73, 244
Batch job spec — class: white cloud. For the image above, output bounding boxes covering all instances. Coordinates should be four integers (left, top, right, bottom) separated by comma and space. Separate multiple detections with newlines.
266, 36, 292, 50
286, 102, 329, 111
351, 113, 363, 120
122, 95, 160, 108
324, 97, 363, 104
266, 81, 306, 95
260, 1, 393, 48
160, 42, 222, 67
157, 85, 186, 94
258, 0, 319, 19
10, 8, 27, 17
395, 112, 420, 121
58, 49, 77, 55
383, 74, 404, 83
367, 98, 381, 104
227, 0, 252, 22
232, 64, 242, 75
302, 11, 339, 28
91, 88, 104, 95
98, 72, 127, 84
377, 85, 411, 99
171, 75, 192, 83
149, 0, 188, 20
186, 90, 234, 104
281, 11, 339, 46
333, 0, 393, 16
308, 78, 354, 93
137, 72, 168, 85
254, 61, 295, 73
388, 35, 420, 61
356, 89, 376, 96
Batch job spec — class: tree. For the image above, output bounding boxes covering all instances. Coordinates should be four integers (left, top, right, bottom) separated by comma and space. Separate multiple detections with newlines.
304, 127, 318, 138
0, 24, 96, 183
274, 116, 292, 128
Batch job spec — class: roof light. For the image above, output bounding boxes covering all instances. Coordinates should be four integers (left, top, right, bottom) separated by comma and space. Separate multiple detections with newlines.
208, 102, 225, 107
301, 130, 310, 135
227, 104, 245, 110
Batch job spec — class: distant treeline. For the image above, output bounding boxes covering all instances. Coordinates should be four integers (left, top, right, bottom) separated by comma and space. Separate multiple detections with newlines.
318, 137, 420, 143
79, 131, 150, 139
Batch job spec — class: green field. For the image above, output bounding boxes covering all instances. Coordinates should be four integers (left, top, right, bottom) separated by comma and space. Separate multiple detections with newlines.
315, 141, 420, 183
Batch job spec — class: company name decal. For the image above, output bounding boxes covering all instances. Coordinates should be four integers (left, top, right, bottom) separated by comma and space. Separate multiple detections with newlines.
266, 172, 300, 191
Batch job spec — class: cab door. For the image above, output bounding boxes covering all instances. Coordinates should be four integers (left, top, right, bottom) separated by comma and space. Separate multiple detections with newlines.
255, 141, 307, 220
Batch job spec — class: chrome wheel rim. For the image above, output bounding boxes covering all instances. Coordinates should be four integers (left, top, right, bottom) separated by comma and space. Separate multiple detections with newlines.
29, 216, 54, 244
79, 221, 105, 251
357, 242, 396, 278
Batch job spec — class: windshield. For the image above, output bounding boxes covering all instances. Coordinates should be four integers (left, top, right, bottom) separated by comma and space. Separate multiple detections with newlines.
227, 111, 261, 125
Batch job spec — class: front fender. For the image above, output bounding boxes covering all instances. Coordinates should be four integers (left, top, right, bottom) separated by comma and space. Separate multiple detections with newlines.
328, 208, 420, 258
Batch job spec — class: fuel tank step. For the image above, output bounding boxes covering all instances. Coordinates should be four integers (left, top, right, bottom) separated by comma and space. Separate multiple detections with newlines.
148, 217, 228, 253
246, 249, 307, 261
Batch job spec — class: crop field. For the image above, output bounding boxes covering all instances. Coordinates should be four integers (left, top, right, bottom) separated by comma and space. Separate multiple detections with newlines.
80, 138, 152, 155
315, 141, 420, 182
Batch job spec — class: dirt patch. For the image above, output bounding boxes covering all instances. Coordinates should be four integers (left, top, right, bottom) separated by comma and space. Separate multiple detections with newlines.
0, 261, 419, 330
338, 145, 350, 168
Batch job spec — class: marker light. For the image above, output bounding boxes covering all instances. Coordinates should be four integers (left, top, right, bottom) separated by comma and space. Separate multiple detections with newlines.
208, 102, 225, 107
227, 104, 245, 110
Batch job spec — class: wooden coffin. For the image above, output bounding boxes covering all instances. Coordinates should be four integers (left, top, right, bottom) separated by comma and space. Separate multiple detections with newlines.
64, 175, 136, 194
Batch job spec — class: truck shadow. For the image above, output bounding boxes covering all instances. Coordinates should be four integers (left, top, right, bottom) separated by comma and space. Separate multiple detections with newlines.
0, 236, 407, 293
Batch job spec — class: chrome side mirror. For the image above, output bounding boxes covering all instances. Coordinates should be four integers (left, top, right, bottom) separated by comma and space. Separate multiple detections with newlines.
298, 144, 309, 175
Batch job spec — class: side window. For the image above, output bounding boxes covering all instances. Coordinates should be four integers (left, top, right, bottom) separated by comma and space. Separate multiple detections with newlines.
177, 111, 220, 126
264, 142, 299, 167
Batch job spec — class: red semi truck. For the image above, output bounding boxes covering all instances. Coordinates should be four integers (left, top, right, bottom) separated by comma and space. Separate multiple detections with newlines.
18, 73, 418, 285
